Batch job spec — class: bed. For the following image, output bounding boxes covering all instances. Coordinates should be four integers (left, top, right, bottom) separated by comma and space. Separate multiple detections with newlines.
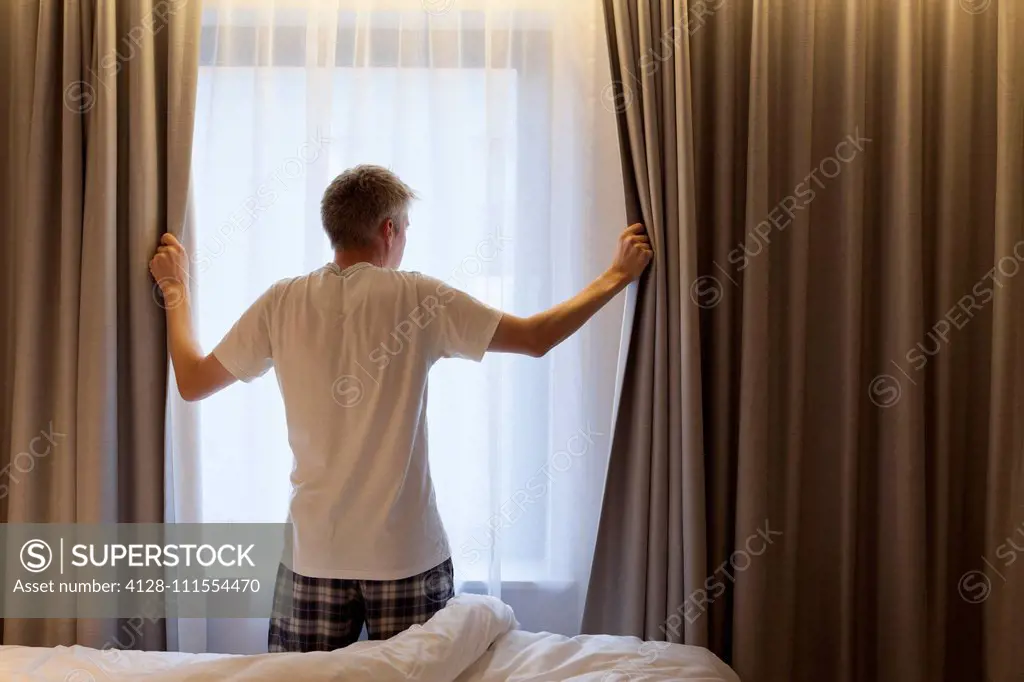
0, 595, 740, 681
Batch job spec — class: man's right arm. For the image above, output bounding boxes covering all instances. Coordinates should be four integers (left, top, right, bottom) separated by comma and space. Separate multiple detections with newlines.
488, 223, 652, 358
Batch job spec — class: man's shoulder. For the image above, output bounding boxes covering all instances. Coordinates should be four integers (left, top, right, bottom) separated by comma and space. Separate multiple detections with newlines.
273, 266, 443, 301
265, 273, 307, 298
366, 268, 442, 293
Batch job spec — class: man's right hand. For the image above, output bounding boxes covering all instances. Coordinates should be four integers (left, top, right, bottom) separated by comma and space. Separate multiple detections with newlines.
488, 223, 653, 358
610, 223, 653, 282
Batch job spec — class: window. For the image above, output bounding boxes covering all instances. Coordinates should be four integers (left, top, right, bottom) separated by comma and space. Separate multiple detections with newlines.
183, 0, 623, 635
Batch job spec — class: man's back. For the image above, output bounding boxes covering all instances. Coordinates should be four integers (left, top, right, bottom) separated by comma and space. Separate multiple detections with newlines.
213, 261, 502, 579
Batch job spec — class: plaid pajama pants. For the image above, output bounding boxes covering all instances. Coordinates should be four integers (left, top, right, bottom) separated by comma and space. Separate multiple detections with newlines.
267, 559, 455, 652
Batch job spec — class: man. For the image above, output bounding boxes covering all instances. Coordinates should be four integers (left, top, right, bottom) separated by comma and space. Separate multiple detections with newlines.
149, 164, 652, 653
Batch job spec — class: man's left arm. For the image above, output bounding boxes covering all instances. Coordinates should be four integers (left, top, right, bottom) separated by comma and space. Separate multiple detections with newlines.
150, 233, 239, 402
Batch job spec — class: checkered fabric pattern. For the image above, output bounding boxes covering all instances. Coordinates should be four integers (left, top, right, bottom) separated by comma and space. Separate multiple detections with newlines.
267, 559, 455, 653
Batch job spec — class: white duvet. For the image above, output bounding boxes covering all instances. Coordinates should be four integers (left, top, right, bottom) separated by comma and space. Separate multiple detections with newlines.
0, 595, 739, 682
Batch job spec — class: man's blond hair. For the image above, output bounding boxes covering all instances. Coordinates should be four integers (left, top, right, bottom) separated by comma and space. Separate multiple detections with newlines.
321, 165, 417, 249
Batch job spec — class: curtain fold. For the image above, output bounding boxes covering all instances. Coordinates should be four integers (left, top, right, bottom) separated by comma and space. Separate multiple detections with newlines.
586, 0, 712, 646
588, 1, 1024, 681
0, 0, 202, 649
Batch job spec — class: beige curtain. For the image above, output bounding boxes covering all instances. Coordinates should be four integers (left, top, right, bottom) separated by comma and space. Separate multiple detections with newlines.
586, 1, 1024, 681
0, 0, 202, 648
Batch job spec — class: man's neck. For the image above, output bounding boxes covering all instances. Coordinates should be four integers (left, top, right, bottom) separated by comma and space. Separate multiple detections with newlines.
334, 249, 384, 270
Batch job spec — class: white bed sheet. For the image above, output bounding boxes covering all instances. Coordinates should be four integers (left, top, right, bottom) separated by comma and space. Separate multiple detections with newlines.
0, 595, 739, 682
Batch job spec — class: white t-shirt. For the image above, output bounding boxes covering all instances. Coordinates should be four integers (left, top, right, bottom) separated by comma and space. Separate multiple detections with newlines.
212, 262, 503, 580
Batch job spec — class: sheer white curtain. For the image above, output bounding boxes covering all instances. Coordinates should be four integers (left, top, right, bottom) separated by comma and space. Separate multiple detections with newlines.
169, 0, 627, 653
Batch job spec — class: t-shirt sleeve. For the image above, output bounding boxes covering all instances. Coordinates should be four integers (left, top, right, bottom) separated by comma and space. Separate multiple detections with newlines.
212, 284, 278, 382
416, 274, 503, 362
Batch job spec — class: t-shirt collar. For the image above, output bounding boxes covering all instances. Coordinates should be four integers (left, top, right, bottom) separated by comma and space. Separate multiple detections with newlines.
326, 261, 374, 276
